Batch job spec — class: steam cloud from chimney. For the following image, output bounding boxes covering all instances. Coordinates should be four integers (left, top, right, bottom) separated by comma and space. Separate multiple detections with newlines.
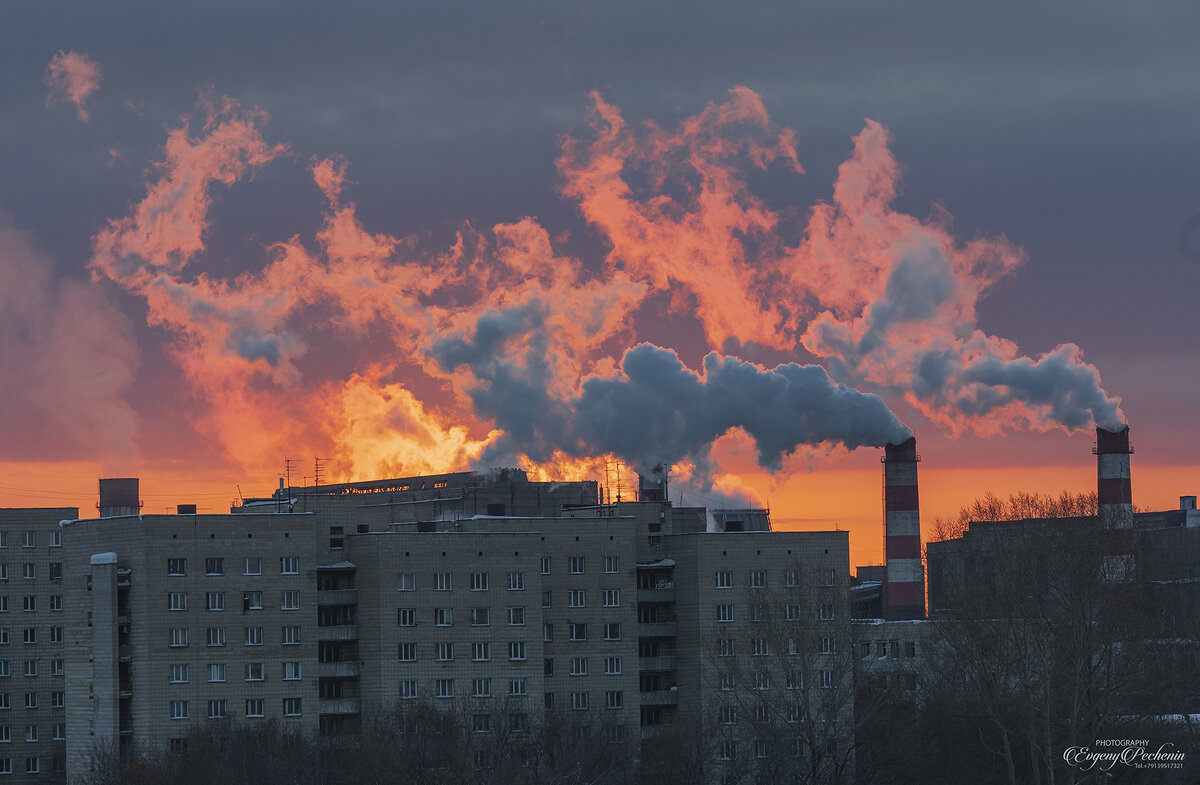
71, 81, 1124, 486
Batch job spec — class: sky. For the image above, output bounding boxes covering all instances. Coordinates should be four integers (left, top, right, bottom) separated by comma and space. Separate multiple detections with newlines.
2, 1, 1199, 567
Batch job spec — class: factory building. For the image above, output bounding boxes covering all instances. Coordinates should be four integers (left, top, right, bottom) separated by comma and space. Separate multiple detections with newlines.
56, 469, 854, 782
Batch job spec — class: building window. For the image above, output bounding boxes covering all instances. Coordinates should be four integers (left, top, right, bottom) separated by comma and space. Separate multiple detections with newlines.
752, 638, 769, 656
207, 663, 226, 683
398, 608, 416, 627
169, 664, 188, 683
205, 558, 223, 575
821, 670, 833, 689
206, 627, 225, 647
0, 695, 7, 710
570, 658, 588, 676
605, 690, 623, 709
509, 678, 526, 696
244, 591, 263, 610
398, 573, 416, 591
470, 607, 489, 626
436, 679, 454, 699
47, 563, 62, 581
749, 570, 766, 589
281, 626, 301, 645
507, 572, 524, 591
603, 589, 620, 607
20, 597, 33, 613
207, 699, 226, 719
283, 698, 302, 716
721, 741, 737, 761
823, 568, 836, 586
544, 658, 553, 676
568, 590, 586, 608
399, 679, 417, 699
0, 598, 7, 613
20, 661, 34, 679
281, 590, 300, 610
570, 692, 589, 710
785, 603, 801, 622
244, 627, 263, 646
715, 571, 732, 589
170, 701, 188, 720
749, 603, 765, 622
48, 532, 60, 548
508, 607, 525, 626
51, 659, 62, 676
540, 557, 551, 575
243, 557, 261, 576
206, 592, 224, 611
604, 656, 622, 675
0, 566, 6, 582
905, 641, 917, 658
434, 572, 452, 591
819, 603, 835, 620
20, 534, 33, 549
820, 637, 836, 655
754, 672, 770, 691
280, 557, 298, 575
20, 566, 32, 581
755, 740, 770, 759
716, 604, 734, 623
569, 623, 587, 641
398, 643, 417, 662
604, 623, 621, 641
718, 638, 735, 657
543, 623, 553, 642
245, 699, 264, 718
0, 759, 9, 774
436, 643, 454, 662
167, 558, 186, 576
473, 678, 491, 698
0, 662, 7, 677
244, 663, 264, 682
472, 642, 491, 662
472, 714, 493, 733
568, 557, 585, 574
434, 608, 453, 627
49, 595, 61, 612
510, 713, 529, 733
168, 628, 186, 647
719, 706, 736, 725
603, 556, 619, 573
787, 670, 802, 690
784, 569, 799, 587
471, 572, 489, 591
541, 591, 551, 608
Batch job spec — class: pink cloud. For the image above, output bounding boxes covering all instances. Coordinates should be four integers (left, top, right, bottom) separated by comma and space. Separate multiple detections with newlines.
44, 50, 102, 122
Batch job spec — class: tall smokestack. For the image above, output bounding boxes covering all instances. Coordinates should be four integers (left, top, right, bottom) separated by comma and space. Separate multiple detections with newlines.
882, 437, 924, 620
1095, 426, 1133, 528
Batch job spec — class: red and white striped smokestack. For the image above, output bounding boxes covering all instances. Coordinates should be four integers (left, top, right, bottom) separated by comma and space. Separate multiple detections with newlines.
1095, 425, 1133, 528
883, 436, 924, 620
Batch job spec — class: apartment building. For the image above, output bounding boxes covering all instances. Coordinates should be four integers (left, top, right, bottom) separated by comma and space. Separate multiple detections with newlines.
60, 472, 855, 782
0, 508, 77, 783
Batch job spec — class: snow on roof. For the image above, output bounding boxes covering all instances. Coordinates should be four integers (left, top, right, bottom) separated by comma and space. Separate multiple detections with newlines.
637, 558, 676, 568
316, 561, 356, 570
90, 552, 118, 565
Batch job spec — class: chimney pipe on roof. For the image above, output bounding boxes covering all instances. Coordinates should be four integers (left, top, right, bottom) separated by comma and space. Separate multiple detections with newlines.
882, 437, 924, 620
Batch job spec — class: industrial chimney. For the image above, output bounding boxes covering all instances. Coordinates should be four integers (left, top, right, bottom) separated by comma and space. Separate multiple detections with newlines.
1095, 426, 1133, 528
882, 437, 924, 620
98, 478, 141, 517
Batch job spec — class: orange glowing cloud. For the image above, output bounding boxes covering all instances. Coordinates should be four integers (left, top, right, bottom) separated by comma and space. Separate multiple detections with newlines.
44, 50, 101, 122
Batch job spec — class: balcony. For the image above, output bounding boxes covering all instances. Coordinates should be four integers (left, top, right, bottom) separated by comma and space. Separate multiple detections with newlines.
638, 656, 677, 672
639, 689, 679, 706
637, 587, 676, 604
317, 589, 359, 606
318, 661, 360, 678
317, 625, 358, 641
118, 645, 132, 662
637, 621, 677, 638
118, 682, 132, 698
319, 698, 361, 715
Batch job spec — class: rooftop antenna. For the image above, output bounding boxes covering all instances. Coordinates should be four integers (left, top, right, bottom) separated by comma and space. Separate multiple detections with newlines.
313, 457, 329, 489
284, 458, 298, 495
